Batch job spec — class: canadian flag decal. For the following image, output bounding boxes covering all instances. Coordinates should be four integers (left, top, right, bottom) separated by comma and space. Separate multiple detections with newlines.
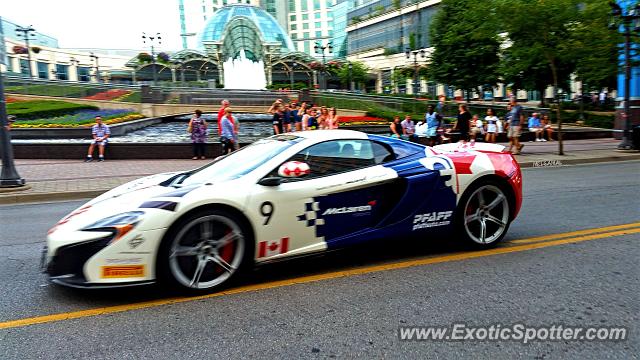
258, 237, 289, 258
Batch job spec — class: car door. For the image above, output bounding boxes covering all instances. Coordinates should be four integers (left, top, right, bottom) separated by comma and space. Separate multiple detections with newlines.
247, 139, 401, 261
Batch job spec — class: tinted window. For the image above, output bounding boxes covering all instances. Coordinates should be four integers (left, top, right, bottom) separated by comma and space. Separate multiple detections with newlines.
269, 139, 394, 180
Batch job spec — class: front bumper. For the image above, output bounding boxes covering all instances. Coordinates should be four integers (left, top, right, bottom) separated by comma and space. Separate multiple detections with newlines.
42, 237, 154, 289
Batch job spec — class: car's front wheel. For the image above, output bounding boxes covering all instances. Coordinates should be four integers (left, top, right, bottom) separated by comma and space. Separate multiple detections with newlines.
159, 209, 249, 293
456, 180, 512, 247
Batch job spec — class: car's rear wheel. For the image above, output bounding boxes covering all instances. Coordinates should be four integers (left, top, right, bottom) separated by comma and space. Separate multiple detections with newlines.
159, 209, 249, 293
457, 181, 511, 247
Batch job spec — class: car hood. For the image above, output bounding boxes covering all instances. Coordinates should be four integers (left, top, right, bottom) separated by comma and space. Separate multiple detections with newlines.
49, 172, 197, 234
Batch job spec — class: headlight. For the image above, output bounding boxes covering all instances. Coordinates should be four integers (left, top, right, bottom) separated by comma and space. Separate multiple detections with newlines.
82, 211, 145, 242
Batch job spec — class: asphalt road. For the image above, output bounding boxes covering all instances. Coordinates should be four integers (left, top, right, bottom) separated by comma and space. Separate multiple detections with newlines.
0, 161, 639, 359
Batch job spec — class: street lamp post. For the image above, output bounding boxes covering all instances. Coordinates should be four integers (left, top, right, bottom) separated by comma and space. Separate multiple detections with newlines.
313, 41, 333, 90
289, 63, 295, 89
90, 53, 100, 83
15, 25, 36, 79
609, 1, 640, 150
0, 66, 26, 187
142, 32, 162, 86
405, 48, 426, 98
348, 62, 353, 91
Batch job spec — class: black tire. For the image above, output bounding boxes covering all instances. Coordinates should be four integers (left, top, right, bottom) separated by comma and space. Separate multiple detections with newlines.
454, 179, 512, 248
157, 209, 252, 294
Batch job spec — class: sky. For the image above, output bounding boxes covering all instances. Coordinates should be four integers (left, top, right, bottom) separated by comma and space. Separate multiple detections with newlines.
1, 0, 185, 50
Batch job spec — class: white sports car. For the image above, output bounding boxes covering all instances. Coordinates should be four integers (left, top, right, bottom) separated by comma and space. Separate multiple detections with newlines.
42, 130, 522, 293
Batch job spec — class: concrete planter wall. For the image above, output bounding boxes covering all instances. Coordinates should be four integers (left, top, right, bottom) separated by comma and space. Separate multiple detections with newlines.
12, 142, 249, 160
10, 117, 164, 139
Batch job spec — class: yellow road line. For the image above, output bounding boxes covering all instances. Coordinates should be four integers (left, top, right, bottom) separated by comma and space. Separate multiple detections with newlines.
1, 227, 638, 330
509, 222, 640, 244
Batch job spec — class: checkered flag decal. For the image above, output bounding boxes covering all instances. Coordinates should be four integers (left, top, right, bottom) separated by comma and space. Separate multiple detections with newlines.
297, 199, 325, 238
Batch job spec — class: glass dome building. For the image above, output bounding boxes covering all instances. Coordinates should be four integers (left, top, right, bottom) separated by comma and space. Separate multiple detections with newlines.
198, 4, 295, 61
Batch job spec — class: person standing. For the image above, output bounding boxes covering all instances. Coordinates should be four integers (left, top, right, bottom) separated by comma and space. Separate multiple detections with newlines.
272, 107, 284, 135
424, 105, 441, 146
450, 104, 471, 142
282, 103, 292, 133
317, 106, 329, 129
296, 102, 307, 132
326, 107, 339, 129
217, 99, 231, 135
220, 108, 237, 155
506, 98, 525, 154
484, 108, 499, 143
188, 110, 208, 160
85, 116, 110, 162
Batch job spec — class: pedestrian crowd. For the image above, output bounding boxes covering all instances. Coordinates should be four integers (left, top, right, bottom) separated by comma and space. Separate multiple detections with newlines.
388, 97, 554, 155
77, 95, 556, 161
268, 99, 339, 134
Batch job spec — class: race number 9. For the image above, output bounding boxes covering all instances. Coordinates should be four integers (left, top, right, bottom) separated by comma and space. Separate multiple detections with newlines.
260, 201, 274, 225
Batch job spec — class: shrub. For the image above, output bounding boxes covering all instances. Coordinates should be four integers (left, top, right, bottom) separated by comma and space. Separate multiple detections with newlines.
7, 100, 99, 120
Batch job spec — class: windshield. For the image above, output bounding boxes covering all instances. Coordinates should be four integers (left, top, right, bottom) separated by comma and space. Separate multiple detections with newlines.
179, 135, 302, 186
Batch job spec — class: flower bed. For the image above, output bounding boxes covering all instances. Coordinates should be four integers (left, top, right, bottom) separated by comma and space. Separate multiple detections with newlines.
11, 109, 145, 128
84, 89, 132, 101
336, 116, 388, 126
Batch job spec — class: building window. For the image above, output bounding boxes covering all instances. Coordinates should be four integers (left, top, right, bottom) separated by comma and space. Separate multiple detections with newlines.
301, 0, 308, 11
328, 30, 334, 37
291, 33, 298, 39
288, 0, 295, 12
315, 30, 322, 38
19, 59, 29, 76
302, 13, 309, 20
37, 61, 48, 79
303, 23, 309, 30
304, 41, 311, 54
291, 24, 297, 30
55, 64, 69, 80
77, 66, 91, 82
314, 0, 321, 10
314, 21, 321, 28
303, 32, 310, 39
7, 56, 15, 73
290, 14, 296, 21
315, 12, 321, 19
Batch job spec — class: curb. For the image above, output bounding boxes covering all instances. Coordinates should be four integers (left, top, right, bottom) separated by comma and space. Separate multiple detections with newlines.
518, 154, 640, 168
1, 155, 639, 205
0, 184, 32, 193
0, 190, 106, 205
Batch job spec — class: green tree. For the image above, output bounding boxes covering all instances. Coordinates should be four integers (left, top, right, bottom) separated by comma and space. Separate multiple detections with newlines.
496, 0, 615, 155
570, 1, 621, 91
336, 61, 369, 89
427, 0, 501, 101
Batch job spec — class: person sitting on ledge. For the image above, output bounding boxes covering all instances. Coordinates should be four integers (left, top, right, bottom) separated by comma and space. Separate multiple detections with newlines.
85, 116, 110, 162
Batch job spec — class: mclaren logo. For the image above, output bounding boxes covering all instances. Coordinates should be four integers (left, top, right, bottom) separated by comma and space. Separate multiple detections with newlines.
322, 201, 376, 216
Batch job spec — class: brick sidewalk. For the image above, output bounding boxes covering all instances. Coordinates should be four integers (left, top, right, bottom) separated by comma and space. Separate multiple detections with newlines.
1, 139, 638, 204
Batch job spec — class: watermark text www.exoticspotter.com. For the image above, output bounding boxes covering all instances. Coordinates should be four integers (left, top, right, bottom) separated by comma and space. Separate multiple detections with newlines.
532, 160, 563, 168
398, 324, 627, 344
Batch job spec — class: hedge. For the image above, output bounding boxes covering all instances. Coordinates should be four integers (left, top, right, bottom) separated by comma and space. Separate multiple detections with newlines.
7, 100, 98, 120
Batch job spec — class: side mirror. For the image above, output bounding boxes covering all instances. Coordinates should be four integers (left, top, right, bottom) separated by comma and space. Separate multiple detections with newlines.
258, 177, 282, 187
277, 161, 311, 178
